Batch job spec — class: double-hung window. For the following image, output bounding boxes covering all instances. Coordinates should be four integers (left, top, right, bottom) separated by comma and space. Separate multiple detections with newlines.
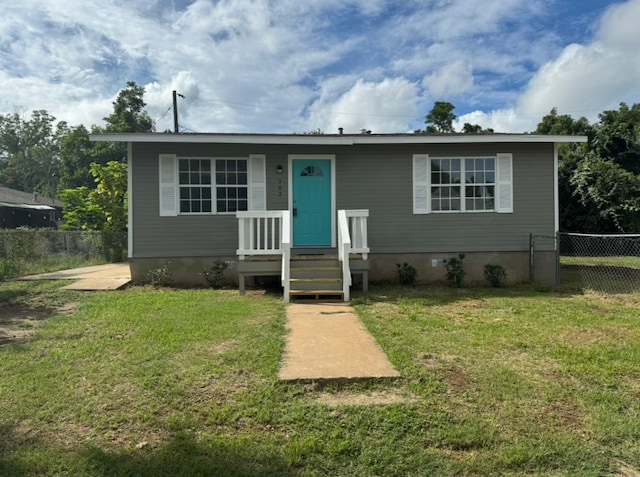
178, 158, 248, 213
160, 154, 265, 217
414, 153, 512, 214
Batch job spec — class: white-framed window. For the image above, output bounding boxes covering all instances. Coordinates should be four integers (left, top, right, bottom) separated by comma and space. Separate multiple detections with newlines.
413, 153, 512, 214
159, 154, 265, 216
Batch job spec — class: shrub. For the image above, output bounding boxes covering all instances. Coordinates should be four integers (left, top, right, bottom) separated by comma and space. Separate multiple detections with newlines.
146, 262, 172, 288
443, 254, 466, 287
201, 260, 229, 289
484, 264, 507, 287
396, 262, 417, 286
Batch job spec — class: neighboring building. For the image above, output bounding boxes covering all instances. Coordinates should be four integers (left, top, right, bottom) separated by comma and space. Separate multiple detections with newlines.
92, 132, 587, 301
0, 186, 62, 229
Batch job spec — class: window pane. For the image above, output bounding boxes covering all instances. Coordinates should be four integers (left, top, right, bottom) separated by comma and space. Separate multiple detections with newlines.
192, 202, 201, 213
179, 172, 189, 184
217, 188, 226, 199
190, 172, 200, 185
190, 159, 200, 171
237, 160, 247, 172
486, 172, 495, 183
192, 188, 201, 200
451, 199, 460, 210
227, 160, 237, 172
431, 172, 440, 184
202, 188, 211, 199
179, 160, 188, 172
202, 201, 212, 213
216, 159, 225, 171
228, 188, 237, 199
180, 188, 189, 200
237, 172, 247, 185
216, 173, 226, 185
238, 199, 248, 211
201, 173, 211, 185
238, 188, 248, 199
201, 161, 211, 172
228, 173, 237, 185
217, 200, 226, 213
180, 201, 190, 213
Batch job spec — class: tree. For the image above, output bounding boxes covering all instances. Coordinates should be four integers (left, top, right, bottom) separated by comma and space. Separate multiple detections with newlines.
571, 156, 640, 233
61, 161, 128, 261
103, 81, 154, 133
462, 123, 494, 134
425, 101, 456, 133
535, 105, 640, 233
58, 125, 95, 190
0, 110, 68, 195
591, 102, 640, 175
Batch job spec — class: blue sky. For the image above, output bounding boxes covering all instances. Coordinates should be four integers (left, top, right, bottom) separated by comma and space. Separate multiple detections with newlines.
1, 0, 638, 134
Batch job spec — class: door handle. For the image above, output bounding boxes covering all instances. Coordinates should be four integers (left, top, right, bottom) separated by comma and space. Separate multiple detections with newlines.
293, 207, 298, 217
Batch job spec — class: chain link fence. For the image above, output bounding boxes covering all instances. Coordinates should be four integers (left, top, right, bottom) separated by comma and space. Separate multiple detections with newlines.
0, 229, 127, 280
530, 232, 640, 293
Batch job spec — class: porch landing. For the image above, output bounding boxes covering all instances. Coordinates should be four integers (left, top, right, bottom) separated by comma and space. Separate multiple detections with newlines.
278, 303, 400, 381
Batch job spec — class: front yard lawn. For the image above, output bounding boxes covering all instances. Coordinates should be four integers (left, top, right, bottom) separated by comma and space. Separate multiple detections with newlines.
1, 281, 639, 476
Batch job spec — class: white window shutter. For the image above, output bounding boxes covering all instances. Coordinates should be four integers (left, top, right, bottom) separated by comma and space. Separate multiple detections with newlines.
159, 154, 177, 216
249, 154, 266, 211
496, 153, 513, 213
413, 154, 430, 214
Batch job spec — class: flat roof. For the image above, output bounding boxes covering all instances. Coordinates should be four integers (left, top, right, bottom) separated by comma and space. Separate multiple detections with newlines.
90, 132, 588, 145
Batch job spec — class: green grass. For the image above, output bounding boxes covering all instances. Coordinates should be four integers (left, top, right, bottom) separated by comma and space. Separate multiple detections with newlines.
562, 255, 640, 269
1, 281, 640, 476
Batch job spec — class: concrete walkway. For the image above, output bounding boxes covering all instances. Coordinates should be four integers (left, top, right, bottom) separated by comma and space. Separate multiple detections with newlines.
279, 302, 400, 381
18, 263, 131, 290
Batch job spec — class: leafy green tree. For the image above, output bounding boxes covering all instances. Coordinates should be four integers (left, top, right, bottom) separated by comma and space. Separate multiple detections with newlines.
103, 81, 154, 134
462, 123, 494, 134
61, 161, 128, 261
591, 102, 640, 175
58, 125, 95, 190
0, 110, 68, 195
425, 101, 456, 133
535, 105, 640, 233
571, 156, 640, 233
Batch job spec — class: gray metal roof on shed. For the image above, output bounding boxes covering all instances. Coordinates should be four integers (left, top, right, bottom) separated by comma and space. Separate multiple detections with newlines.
90, 132, 588, 145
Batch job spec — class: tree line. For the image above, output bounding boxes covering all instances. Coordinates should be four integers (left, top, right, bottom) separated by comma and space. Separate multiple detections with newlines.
1, 91, 639, 249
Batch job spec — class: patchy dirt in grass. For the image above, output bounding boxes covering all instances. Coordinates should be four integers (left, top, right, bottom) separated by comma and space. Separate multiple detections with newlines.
0, 296, 79, 346
420, 353, 472, 391
558, 326, 637, 348
615, 460, 640, 477
316, 390, 416, 407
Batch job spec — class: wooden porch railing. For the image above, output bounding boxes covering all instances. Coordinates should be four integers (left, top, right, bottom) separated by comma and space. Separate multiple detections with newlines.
237, 209, 368, 302
236, 211, 286, 259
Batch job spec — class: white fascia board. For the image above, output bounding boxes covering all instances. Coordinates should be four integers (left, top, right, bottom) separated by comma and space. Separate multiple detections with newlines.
89, 133, 588, 145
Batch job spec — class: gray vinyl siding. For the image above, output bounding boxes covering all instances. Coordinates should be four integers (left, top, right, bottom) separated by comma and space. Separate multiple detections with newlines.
129, 142, 555, 258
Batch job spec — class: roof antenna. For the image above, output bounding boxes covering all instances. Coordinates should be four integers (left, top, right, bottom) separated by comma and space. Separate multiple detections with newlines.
338, 127, 343, 135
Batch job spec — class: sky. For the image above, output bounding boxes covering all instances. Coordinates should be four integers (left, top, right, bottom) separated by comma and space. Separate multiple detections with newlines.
1, 0, 639, 134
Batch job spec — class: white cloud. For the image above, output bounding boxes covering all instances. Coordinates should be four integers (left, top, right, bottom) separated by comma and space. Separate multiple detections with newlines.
423, 60, 474, 97
459, 0, 640, 132
307, 78, 420, 134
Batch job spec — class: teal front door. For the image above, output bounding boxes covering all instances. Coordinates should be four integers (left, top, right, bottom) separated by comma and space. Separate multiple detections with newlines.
292, 159, 332, 246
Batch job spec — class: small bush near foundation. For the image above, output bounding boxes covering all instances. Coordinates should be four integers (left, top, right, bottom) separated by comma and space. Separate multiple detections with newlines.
146, 262, 173, 288
484, 264, 507, 287
444, 254, 466, 287
396, 262, 417, 286
201, 260, 229, 289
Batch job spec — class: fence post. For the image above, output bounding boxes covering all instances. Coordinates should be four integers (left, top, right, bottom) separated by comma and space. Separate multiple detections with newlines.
555, 231, 561, 288
529, 233, 534, 283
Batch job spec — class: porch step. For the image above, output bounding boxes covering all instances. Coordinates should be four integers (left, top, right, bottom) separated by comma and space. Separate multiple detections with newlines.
289, 257, 344, 300
289, 290, 345, 300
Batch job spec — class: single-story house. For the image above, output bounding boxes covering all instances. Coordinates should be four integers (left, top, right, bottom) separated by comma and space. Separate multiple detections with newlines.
0, 186, 62, 229
91, 132, 587, 301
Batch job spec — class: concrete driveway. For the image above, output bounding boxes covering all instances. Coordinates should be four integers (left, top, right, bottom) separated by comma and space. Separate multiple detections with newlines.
18, 263, 131, 290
